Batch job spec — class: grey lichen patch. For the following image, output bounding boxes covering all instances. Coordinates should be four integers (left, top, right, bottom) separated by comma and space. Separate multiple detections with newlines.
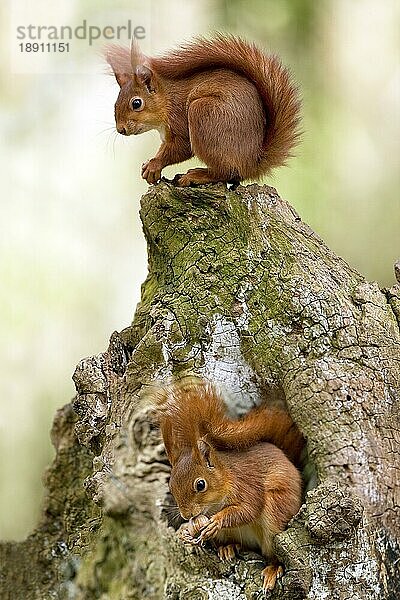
305, 522, 383, 600
384, 284, 400, 328
172, 578, 247, 600
108, 330, 130, 376
73, 392, 109, 446
73, 353, 109, 395
200, 313, 263, 415
71, 334, 129, 448
304, 481, 363, 542
275, 481, 382, 600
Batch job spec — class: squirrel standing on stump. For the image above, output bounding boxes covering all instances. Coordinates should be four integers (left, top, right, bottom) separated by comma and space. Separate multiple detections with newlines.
152, 378, 304, 592
105, 35, 301, 186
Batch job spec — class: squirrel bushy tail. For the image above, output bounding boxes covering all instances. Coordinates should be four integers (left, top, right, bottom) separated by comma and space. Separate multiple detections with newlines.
153, 378, 305, 466
151, 35, 301, 176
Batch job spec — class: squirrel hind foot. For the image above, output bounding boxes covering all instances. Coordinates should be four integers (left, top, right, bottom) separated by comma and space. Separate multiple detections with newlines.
217, 543, 240, 562
261, 564, 283, 592
176, 168, 235, 187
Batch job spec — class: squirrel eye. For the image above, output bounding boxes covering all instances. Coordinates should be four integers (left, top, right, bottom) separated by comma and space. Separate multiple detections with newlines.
130, 97, 144, 111
194, 478, 207, 493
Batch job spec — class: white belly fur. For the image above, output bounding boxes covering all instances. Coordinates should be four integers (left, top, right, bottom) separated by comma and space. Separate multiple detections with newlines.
215, 511, 276, 559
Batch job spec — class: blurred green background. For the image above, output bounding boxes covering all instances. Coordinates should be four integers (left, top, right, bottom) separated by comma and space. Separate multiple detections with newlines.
0, 0, 398, 540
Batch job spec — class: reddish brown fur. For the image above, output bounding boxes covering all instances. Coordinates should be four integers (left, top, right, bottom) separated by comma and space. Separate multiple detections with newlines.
154, 378, 305, 466
168, 439, 301, 556
105, 35, 301, 185
212, 444, 302, 552
151, 378, 303, 591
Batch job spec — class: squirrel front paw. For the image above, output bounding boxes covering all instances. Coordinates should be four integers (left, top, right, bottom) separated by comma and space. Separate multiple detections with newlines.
198, 515, 222, 542
178, 514, 209, 544
141, 158, 162, 184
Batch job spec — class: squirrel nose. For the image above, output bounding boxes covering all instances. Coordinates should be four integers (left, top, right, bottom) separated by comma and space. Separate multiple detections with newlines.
117, 126, 127, 135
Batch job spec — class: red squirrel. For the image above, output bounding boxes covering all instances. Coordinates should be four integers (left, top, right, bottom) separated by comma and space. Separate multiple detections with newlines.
152, 378, 303, 591
105, 35, 301, 186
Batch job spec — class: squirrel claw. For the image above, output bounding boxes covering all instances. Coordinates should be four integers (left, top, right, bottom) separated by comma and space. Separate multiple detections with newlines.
262, 564, 284, 592
217, 544, 240, 561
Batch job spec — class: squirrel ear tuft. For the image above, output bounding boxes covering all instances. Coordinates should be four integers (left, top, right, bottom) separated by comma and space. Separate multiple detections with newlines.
197, 439, 214, 469
104, 44, 132, 88
160, 419, 179, 465
114, 71, 131, 88
135, 65, 156, 93
130, 39, 143, 69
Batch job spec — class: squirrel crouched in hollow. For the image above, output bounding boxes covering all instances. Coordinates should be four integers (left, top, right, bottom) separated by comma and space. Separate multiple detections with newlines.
152, 378, 304, 592
105, 35, 301, 186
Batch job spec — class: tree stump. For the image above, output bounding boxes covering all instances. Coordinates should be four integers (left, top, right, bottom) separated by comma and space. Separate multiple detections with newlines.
1, 182, 399, 599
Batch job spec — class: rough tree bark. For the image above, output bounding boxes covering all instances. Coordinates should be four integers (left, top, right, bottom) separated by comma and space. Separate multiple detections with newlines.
1, 182, 399, 600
